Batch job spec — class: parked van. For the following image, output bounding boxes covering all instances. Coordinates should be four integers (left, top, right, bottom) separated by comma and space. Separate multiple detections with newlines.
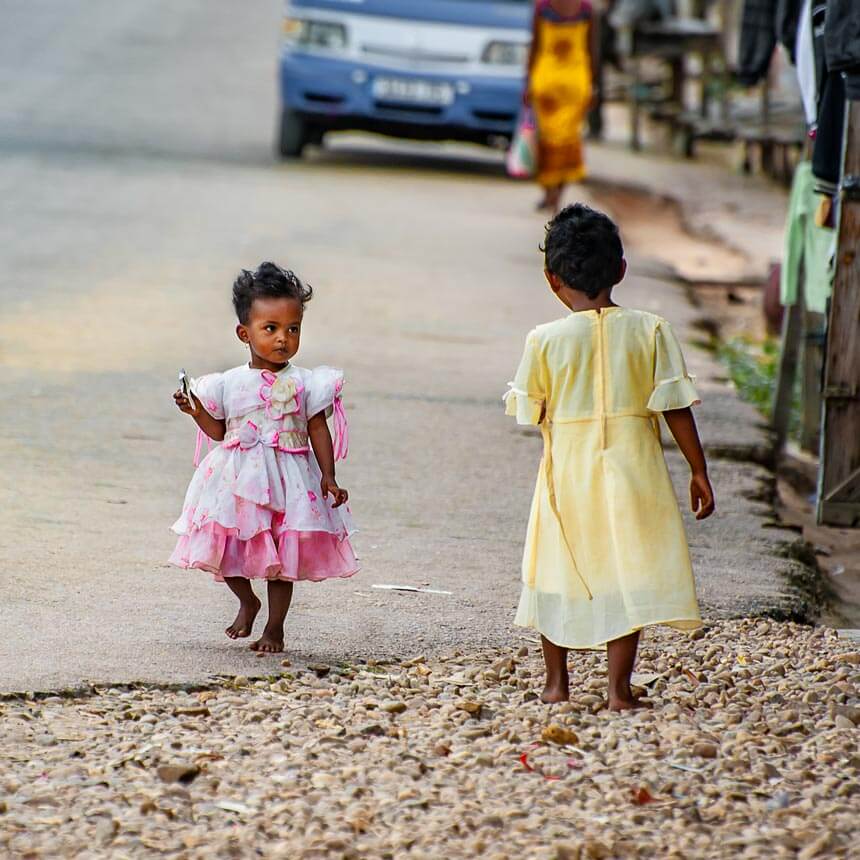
277, 0, 531, 157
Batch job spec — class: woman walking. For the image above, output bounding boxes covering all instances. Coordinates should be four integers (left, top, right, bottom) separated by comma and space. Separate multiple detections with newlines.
525, 0, 598, 213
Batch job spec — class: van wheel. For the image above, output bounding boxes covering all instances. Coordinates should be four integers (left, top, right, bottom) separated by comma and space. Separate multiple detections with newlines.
277, 108, 311, 159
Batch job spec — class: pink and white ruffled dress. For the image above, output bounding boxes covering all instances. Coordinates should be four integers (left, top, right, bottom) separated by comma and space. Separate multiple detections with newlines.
170, 363, 358, 582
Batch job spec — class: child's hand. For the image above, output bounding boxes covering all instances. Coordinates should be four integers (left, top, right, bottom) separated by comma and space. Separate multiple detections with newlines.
173, 388, 199, 416
321, 476, 348, 508
690, 472, 715, 520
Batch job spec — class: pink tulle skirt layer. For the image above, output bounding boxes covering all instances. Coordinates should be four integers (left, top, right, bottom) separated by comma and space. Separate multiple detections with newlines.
170, 522, 359, 582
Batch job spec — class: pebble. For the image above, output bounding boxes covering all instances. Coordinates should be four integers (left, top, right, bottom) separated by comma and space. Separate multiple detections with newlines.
541, 725, 579, 746
692, 742, 718, 759
156, 764, 200, 784
0, 620, 856, 858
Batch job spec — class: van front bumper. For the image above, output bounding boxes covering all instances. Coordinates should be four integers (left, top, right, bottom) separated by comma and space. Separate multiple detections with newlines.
279, 50, 524, 141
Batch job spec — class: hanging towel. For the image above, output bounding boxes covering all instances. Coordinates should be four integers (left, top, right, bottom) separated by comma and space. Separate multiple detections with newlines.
780, 161, 834, 314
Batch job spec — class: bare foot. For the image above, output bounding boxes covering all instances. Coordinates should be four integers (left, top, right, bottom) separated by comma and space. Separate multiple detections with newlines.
249, 626, 284, 653
225, 595, 261, 640
540, 682, 570, 704
608, 695, 654, 712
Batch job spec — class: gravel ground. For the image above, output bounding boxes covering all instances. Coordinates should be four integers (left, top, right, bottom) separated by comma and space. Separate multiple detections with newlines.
2, 619, 858, 859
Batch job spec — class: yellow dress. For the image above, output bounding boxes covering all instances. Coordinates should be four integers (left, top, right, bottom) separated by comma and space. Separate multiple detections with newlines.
504, 307, 702, 649
530, 1, 593, 188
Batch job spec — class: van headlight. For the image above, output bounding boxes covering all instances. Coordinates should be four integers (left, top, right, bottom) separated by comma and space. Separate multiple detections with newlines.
283, 18, 348, 51
481, 40, 529, 67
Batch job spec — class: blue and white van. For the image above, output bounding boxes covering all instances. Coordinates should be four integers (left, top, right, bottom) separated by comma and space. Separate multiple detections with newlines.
277, 0, 532, 157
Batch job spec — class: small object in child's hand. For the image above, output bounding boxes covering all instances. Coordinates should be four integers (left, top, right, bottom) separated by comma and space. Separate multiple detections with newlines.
179, 368, 192, 401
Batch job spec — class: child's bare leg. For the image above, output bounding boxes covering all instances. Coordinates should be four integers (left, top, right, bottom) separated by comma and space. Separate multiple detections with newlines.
250, 580, 294, 653
607, 631, 652, 711
540, 635, 569, 703
223, 577, 261, 640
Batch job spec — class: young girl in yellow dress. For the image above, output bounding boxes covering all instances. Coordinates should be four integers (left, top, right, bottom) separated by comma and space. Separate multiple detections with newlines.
505, 205, 715, 709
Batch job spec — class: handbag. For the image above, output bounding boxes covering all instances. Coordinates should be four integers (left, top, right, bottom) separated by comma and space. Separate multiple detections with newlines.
506, 108, 538, 179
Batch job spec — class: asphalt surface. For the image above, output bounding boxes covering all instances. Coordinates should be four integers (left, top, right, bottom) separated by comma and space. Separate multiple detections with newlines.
0, 2, 801, 692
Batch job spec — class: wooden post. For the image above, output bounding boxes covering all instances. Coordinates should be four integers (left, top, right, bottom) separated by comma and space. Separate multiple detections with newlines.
772, 298, 803, 452
799, 308, 825, 453
817, 99, 860, 527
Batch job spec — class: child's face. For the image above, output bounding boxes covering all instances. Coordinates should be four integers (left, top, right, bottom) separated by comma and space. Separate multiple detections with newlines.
237, 297, 303, 369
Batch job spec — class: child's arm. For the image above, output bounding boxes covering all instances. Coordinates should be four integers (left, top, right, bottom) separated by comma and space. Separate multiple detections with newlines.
662, 407, 715, 520
308, 412, 348, 508
173, 389, 226, 442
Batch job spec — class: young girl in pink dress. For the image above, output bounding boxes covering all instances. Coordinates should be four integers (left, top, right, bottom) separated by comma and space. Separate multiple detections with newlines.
170, 262, 358, 653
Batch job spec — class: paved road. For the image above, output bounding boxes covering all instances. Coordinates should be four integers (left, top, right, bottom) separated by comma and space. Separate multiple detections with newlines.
0, 1, 779, 692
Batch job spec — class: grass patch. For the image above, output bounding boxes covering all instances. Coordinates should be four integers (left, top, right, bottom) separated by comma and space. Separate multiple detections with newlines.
717, 336, 800, 438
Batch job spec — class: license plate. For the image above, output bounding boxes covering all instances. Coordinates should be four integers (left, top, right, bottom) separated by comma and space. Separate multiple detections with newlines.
371, 77, 454, 106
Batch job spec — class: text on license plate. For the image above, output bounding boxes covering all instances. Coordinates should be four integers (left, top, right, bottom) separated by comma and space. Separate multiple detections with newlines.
371, 77, 454, 106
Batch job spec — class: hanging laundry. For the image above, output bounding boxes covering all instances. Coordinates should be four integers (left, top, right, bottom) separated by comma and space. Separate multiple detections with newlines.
738, 0, 779, 85
795, 0, 817, 126
777, 0, 804, 62
781, 161, 834, 314
824, 0, 860, 99
812, 70, 846, 195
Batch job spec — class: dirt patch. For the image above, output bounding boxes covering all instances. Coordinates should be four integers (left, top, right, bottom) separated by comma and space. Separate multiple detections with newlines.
589, 184, 752, 285
777, 473, 860, 629
592, 183, 769, 344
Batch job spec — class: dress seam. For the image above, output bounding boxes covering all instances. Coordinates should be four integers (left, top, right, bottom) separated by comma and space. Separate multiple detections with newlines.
551, 411, 654, 423
597, 312, 607, 450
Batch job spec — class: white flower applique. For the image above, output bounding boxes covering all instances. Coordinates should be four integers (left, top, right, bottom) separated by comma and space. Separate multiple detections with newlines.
258, 370, 303, 421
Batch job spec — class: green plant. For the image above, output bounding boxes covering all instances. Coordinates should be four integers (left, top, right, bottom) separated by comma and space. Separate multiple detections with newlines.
717, 336, 801, 437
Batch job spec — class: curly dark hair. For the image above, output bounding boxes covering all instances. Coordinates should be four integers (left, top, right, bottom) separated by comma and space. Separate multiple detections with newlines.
542, 204, 624, 299
232, 262, 313, 324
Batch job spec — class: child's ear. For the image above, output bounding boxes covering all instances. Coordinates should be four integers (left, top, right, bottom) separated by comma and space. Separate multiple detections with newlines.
236, 324, 250, 345
544, 269, 563, 294
616, 258, 628, 284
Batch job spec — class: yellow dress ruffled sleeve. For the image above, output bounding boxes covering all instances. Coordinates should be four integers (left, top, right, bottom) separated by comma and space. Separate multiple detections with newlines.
504, 331, 546, 425
647, 320, 700, 412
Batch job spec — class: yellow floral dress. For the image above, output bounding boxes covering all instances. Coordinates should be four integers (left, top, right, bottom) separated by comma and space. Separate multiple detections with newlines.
504, 308, 702, 648
530, 0, 593, 188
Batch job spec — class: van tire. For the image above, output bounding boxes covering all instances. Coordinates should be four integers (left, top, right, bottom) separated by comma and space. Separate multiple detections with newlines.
277, 108, 310, 159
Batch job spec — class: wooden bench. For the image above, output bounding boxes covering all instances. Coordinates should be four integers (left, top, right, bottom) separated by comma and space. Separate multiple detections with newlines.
615, 18, 724, 151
